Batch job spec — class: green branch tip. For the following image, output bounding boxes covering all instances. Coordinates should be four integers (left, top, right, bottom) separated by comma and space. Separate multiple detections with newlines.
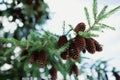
99, 5, 120, 21
93, 0, 98, 20
97, 5, 108, 21
84, 7, 91, 27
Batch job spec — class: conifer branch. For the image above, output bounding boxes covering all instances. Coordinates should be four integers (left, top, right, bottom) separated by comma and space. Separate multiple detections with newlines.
0, 37, 19, 45
85, 3, 120, 36
90, 25, 104, 32
97, 5, 108, 22
65, 25, 74, 36
84, 7, 91, 27
99, 5, 120, 21
4, 46, 16, 56
93, 0, 98, 21
62, 21, 66, 35
86, 22, 96, 32
79, 31, 99, 38
98, 23, 115, 30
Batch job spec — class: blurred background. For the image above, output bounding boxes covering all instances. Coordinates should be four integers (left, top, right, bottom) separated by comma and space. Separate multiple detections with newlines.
0, 0, 120, 80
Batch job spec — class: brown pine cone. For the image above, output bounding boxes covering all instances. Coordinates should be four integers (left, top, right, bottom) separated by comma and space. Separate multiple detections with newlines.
91, 38, 103, 52
69, 43, 80, 61
38, 50, 47, 67
29, 51, 38, 64
70, 64, 79, 77
74, 35, 86, 52
58, 35, 68, 48
50, 67, 57, 80
85, 38, 96, 54
61, 49, 69, 60
74, 22, 86, 32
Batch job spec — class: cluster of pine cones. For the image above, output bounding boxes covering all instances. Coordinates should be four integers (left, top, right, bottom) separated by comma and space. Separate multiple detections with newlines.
21, 49, 57, 80
29, 50, 47, 67
21, 49, 47, 67
58, 22, 103, 61
20, 22, 103, 80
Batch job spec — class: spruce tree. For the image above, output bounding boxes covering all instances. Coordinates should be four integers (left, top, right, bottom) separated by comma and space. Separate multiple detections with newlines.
0, 0, 120, 80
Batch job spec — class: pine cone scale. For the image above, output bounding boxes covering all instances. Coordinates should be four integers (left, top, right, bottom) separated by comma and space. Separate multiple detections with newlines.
85, 38, 96, 54
38, 50, 47, 67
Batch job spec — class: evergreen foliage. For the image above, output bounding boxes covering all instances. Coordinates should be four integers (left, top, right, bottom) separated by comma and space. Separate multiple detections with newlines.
0, 0, 120, 80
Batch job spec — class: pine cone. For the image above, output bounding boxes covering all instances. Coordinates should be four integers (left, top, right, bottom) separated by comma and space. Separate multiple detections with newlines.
58, 35, 68, 48
91, 38, 103, 52
85, 38, 96, 54
70, 64, 79, 76
29, 51, 38, 64
69, 43, 80, 60
50, 67, 57, 80
61, 49, 69, 60
38, 50, 47, 67
74, 35, 86, 52
74, 22, 86, 32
